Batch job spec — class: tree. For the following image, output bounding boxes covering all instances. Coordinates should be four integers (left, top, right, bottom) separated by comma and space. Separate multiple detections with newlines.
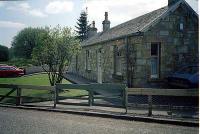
32, 26, 81, 86
11, 27, 46, 59
0, 45, 9, 62
75, 11, 90, 41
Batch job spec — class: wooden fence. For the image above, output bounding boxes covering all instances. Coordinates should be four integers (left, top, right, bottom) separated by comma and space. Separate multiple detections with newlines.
125, 88, 199, 116
0, 83, 198, 117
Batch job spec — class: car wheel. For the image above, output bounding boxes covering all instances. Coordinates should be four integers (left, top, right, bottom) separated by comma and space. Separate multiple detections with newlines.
12, 73, 18, 77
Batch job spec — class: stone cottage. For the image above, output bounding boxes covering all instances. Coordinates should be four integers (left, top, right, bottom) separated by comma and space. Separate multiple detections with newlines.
69, 0, 199, 87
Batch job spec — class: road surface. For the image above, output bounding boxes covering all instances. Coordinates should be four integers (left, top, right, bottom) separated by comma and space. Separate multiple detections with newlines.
0, 107, 198, 134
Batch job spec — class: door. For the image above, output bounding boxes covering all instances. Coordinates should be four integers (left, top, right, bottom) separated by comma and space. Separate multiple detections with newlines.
97, 49, 102, 83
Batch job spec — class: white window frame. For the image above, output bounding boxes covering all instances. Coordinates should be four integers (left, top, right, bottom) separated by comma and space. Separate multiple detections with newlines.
85, 50, 91, 71
115, 46, 122, 76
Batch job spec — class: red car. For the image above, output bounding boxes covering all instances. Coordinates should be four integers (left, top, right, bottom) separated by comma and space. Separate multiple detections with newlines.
0, 66, 24, 77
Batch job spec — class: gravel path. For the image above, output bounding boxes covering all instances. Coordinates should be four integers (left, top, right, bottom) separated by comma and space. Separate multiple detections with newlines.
0, 107, 198, 134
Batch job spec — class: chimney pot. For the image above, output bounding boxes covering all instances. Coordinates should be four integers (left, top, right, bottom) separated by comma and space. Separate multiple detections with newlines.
102, 12, 110, 32
88, 21, 97, 38
105, 12, 108, 20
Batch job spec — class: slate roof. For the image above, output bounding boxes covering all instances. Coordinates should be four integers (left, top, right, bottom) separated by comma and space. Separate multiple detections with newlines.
81, 0, 196, 46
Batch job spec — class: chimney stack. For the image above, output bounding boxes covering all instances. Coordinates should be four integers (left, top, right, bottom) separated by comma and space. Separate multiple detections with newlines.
102, 12, 110, 32
168, 0, 178, 6
88, 21, 97, 38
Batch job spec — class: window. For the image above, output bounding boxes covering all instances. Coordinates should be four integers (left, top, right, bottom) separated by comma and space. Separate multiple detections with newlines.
180, 23, 184, 30
179, 16, 184, 31
151, 43, 158, 56
85, 50, 91, 70
150, 43, 160, 79
114, 46, 122, 75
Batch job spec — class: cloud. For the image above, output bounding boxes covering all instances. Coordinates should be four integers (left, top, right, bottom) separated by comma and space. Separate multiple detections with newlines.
29, 9, 47, 17
45, 0, 74, 14
7, 2, 47, 18
7, 2, 30, 12
85, 0, 168, 31
0, 21, 26, 28
0, 2, 5, 7
19, 2, 30, 10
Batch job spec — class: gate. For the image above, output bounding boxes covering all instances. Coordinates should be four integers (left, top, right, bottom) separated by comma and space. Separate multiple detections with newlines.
54, 83, 126, 108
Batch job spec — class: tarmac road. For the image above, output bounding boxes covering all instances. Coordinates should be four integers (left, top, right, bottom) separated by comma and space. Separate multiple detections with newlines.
0, 107, 198, 134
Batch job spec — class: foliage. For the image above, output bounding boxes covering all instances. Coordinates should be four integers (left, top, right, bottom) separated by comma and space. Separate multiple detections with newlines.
8, 47, 14, 59
11, 27, 47, 59
32, 26, 81, 86
75, 11, 90, 41
0, 45, 9, 62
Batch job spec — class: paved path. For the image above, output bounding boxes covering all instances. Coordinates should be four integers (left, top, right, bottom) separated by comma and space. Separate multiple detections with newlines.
0, 107, 198, 134
63, 72, 94, 84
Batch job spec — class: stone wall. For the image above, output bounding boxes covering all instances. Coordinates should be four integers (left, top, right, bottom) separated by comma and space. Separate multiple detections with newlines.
68, 39, 127, 83
25, 65, 49, 74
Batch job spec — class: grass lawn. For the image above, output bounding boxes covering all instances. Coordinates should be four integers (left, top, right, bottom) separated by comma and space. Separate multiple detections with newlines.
0, 74, 88, 103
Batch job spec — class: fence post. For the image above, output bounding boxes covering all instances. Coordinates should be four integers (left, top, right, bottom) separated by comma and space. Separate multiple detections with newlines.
91, 91, 94, 105
168, 104, 173, 118
124, 88, 128, 114
88, 90, 93, 106
148, 95, 152, 116
16, 88, 21, 106
53, 86, 58, 108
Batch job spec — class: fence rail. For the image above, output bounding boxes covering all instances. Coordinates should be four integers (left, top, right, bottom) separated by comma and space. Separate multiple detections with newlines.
0, 84, 54, 106
54, 83, 126, 108
126, 88, 198, 96
0, 84, 54, 90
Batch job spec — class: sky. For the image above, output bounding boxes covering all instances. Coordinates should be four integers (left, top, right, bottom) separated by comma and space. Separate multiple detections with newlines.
0, 0, 198, 48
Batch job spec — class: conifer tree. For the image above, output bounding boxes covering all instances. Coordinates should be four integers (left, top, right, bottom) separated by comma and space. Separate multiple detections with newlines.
75, 11, 89, 41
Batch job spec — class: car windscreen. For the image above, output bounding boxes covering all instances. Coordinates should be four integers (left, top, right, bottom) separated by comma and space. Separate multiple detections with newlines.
0, 67, 16, 71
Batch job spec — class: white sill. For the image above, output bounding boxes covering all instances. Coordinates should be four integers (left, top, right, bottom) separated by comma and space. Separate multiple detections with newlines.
150, 74, 159, 79
116, 72, 122, 75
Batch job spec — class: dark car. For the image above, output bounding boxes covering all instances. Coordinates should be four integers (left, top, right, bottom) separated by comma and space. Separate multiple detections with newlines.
166, 65, 199, 88
0, 66, 24, 77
